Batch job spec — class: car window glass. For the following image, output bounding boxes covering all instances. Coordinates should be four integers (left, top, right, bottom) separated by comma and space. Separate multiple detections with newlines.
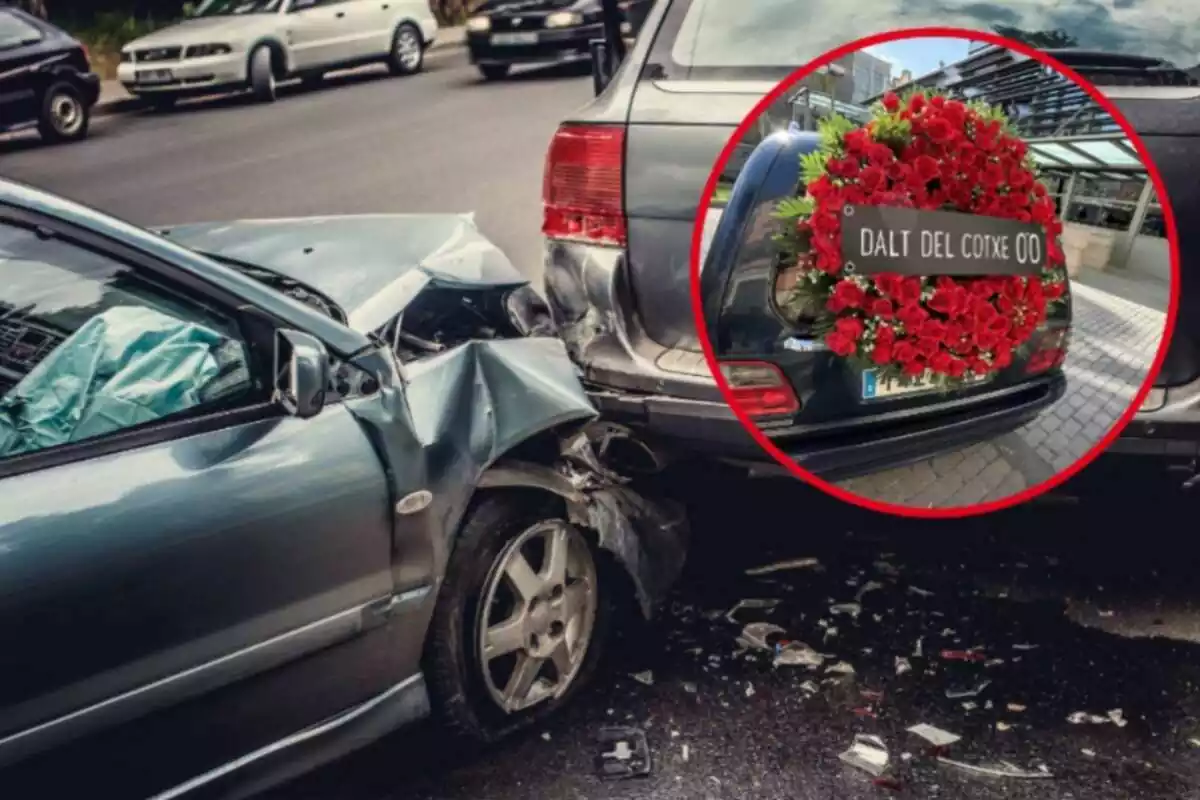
0, 12, 44, 50
192, 0, 283, 16
0, 223, 255, 461
647, 0, 1195, 81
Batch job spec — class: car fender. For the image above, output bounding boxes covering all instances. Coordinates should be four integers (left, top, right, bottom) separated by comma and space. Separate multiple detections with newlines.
246, 36, 290, 77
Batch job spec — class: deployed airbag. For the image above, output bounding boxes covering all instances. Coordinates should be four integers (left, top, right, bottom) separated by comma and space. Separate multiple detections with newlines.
0, 306, 235, 457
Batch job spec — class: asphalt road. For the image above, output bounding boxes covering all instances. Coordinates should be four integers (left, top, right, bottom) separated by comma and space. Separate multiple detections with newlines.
272, 464, 1200, 799
0, 48, 594, 283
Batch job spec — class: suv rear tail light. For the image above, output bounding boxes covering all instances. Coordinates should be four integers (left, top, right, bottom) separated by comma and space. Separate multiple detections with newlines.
720, 361, 801, 418
1025, 327, 1070, 375
542, 125, 626, 247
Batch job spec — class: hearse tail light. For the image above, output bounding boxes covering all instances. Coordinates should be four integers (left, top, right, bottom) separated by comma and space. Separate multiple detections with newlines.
543, 124, 626, 247
1025, 327, 1070, 375
720, 361, 801, 418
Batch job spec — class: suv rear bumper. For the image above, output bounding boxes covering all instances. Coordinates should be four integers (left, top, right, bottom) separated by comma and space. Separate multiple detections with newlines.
1106, 374, 1200, 457
546, 240, 1068, 481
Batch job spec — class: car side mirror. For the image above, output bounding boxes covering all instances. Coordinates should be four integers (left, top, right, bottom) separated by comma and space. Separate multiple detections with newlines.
273, 329, 329, 419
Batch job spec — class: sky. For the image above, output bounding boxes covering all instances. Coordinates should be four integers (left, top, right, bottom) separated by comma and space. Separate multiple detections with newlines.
863, 37, 972, 82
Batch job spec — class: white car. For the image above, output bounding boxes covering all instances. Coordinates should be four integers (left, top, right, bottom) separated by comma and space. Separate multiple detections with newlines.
117, 0, 438, 108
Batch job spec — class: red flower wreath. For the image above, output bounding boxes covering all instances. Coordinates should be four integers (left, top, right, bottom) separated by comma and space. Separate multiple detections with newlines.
778, 90, 1069, 385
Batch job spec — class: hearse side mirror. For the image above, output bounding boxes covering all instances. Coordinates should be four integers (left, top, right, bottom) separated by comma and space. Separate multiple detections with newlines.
593, 0, 628, 96
273, 329, 329, 420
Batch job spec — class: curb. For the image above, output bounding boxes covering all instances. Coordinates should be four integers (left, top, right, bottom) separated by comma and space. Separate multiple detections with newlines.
95, 30, 465, 118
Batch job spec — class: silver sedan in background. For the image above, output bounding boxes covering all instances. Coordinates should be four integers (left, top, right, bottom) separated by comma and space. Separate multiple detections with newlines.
116, 0, 438, 109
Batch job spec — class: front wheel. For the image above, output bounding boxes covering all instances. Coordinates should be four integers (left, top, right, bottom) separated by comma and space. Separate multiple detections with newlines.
387, 23, 424, 76
478, 63, 510, 81
424, 495, 609, 744
38, 82, 89, 143
248, 45, 277, 102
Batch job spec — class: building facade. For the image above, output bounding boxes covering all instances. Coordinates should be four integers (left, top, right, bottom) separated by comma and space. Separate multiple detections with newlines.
851, 50, 893, 103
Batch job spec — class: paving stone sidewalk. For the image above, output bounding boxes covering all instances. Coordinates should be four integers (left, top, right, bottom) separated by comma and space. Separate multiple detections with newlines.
839, 278, 1168, 509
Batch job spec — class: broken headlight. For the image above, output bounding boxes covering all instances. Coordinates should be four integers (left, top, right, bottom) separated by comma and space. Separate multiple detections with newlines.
505, 285, 557, 337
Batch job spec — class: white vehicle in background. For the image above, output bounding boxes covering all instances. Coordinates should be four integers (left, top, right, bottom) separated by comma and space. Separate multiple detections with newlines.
117, 0, 438, 109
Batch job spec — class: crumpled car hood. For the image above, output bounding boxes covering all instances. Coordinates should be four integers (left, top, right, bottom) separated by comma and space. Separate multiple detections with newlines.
156, 214, 528, 334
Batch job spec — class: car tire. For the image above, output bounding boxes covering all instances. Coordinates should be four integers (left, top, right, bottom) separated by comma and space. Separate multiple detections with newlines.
478, 64, 510, 81
248, 45, 277, 102
387, 22, 424, 76
424, 493, 611, 745
37, 81, 89, 144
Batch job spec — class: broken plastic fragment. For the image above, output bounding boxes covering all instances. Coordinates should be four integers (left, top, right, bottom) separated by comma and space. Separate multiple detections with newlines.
962, 701, 978, 711
945, 679, 992, 699
985, 658, 1006, 668
996, 721, 1012, 732
682, 744, 690, 762
1012, 643, 1039, 651
745, 557, 820, 576
724, 598, 781, 624
1081, 748, 1096, 757
630, 670, 654, 686
1099, 610, 1115, 618
895, 657, 913, 676
839, 734, 890, 776
938, 757, 1053, 779
1007, 703, 1027, 713
774, 641, 825, 668
745, 682, 756, 698
826, 661, 856, 675
830, 602, 863, 618
682, 682, 698, 694
739, 621, 786, 651
1107, 709, 1128, 728
542, 732, 552, 741
913, 637, 924, 658
940, 649, 986, 662
907, 723, 961, 747
800, 680, 819, 695
855, 581, 885, 601
824, 626, 839, 641
1067, 711, 1110, 725
908, 585, 935, 597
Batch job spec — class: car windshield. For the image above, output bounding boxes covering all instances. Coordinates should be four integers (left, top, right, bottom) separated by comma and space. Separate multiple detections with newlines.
191, 0, 283, 17
648, 0, 1198, 81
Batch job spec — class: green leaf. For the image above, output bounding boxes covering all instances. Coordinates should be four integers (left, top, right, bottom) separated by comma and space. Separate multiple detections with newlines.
800, 149, 829, 185
817, 113, 857, 151
775, 195, 814, 220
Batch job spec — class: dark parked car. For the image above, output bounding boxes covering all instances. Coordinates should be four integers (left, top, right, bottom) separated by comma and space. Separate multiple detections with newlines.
543, 0, 1198, 484
0, 7, 100, 144
465, 0, 650, 81
0, 180, 686, 798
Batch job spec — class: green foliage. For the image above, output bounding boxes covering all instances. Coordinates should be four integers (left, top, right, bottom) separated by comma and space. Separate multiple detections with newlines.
800, 149, 829, 186
817, 112, 856, 152
775, 195, 814, 220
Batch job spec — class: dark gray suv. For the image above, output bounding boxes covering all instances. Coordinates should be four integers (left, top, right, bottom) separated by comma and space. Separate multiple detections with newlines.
542, 0, 1199, 482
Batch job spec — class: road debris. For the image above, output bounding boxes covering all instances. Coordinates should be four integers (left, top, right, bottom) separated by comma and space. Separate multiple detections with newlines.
908, 585, 935, 598
774, 641, 825, 668
1007, 703, 1027, 713
1012, 643, 1039, 651
629, 670, 654, 686
945, 679, 992, 699
800, 680, 819, 695
681, 744, 690, 762
895, 657, 912, 676
985, 658, 1006, 668
827, 661, 856, 675
938, 757, 1054, 779
1099, 610, 1115, 618
738, 622, 786, 651
745, 682, 756, 698
1081, 748, 1096, 757
682, 682, 698, 694
724, 598, 781, 624
855, 581, 885, 601
541, 732, 552, 741
875, 561, 901, 577
824, 626, 839, 641
996, 721, 1012, 732
839, 734, 891, 776
745, 557, 820, 576
830, 602, 863, 618
1068, 711, 1114, 725
940, 649, 986, 662
907, 724, 961, 747
913, 637, 924, 657
962, 701, 978, 711
1108, 709, 1128, 728
596, 727, 652, 780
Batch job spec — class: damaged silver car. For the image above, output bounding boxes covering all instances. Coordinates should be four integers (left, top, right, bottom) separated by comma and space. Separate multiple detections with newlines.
0, 180, 687, 799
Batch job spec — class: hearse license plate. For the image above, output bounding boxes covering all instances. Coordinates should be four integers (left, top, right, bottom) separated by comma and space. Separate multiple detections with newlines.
136, 69, 174, 85
491, 32, 539, 45
861, 369, 986, 400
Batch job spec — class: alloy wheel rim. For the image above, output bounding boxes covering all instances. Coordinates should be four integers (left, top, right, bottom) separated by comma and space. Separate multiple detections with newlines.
396, 30, 421, 70
51, 94, 82, 134
477, 520, 597, 714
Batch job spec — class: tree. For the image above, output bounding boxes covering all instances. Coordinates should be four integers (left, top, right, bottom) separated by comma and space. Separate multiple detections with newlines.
993, 26, 1079, 50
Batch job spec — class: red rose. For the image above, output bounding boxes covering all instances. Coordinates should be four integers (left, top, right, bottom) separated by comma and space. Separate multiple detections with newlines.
927, 287, 960, 317
924, 116, 955, 144
859, 165, 886, 192
916, 337, 942, 358
875, 323, 896, 345
946, 357, 968, 378
993, 343, 1014, 369
825, 331, 856, 357
980, 161, 1005, 189
929, 95, 946, 109
912, 154, 939, 183
873, 273, 903, 298
868, 298, 895, 318
826, 279, 866, 312
867, 143, 895, 166
969, 357, 990, 375
834, 316, 866, 341
896, 277, 923, 305
882, 91, 901, 112
871, 342, 893, 365
843, 129, 869, 155
897, 302, 929, 329
893, 340, 916, 362
941, 100, 967, 126
920, 319, 948, 340
1031, 196, 1056, 224
902, 357, 927, 377
829, 157, 861, 179
808, 175, 836, 200
930, 350, 954, 374
908, 93, 927, 114
1044, 281, 1066, 300
887, 161, 913, 183
1034, 182, 1048, 198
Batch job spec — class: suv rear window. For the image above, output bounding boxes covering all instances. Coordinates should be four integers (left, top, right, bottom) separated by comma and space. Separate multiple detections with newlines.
0, 10, 45, 50
642, 0, 1198, 82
